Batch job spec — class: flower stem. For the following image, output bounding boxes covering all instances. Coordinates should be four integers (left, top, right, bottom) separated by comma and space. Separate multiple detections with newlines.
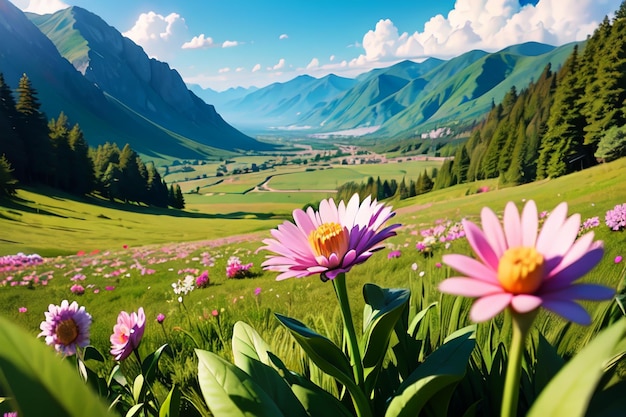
332, 273, 365, 388
501, 310, 536, 417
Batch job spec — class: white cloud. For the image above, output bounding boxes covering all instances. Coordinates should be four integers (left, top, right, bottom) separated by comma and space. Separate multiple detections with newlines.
252, 63, 261, 72
352, 0, 620, 65
271, 58, 286, 70
182, 34, 214, 49
123, 12, 188, 60
218, 67, 230, 73
306, 58, 319, 69
329, 55, 336, 62
20, 0, 68, 14
236, 67, 244, 72
279, 34, 288, 40
222, 40, 239, 48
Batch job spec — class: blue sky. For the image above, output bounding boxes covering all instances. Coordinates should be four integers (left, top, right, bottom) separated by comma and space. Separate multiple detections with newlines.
9, 0, 622, 91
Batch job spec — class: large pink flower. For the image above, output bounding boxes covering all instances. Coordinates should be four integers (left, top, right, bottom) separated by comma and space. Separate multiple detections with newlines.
261, 194, 400, 281
439, 200, 614, 325
110, 307, 146, 361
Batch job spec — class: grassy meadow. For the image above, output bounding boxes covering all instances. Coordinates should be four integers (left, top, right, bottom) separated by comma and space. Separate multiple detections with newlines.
1, 156, 625, 414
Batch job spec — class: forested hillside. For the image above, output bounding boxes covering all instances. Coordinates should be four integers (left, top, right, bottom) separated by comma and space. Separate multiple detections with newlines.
0, 73, 184, 208
434, 4, 626, 189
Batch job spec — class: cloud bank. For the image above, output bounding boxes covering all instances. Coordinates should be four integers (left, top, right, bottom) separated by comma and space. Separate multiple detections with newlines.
351, 0, 618, 66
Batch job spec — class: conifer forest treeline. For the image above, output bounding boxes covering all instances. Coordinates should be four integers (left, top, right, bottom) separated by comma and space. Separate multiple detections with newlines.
0, 73, 184, 208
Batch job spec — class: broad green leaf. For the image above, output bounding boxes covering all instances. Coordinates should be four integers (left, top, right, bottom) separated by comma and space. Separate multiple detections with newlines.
267, 352, 353, 417
141, 344, 170, 386
159, 385, 181, 417
133, 374, 144, 403
527, 319, 626, 417
83, 345, 105, 362
361, 284, 410, 395
195, 349, 285, 417
274, 313, 354, 387
232, 321, 272, 367
125, 403, 143, 417
385, 326, 475, 417
0, 315, 115, 417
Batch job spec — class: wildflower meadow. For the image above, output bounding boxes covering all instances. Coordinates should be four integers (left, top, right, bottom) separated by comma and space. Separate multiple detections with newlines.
1, 185, 626, 416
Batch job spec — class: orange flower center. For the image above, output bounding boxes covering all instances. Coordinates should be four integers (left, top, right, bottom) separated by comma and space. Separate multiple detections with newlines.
56, 318, 79, 345
497, 247, 545, 294
308, 222, 349, 259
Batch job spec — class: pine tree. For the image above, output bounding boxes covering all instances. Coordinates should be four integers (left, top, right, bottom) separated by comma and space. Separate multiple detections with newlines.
0, 73, 27, 181
452, 145, 470, 184
15, 74, 53, 184
0, 155, 17, 196
48, 112, 72, 190
68, 124, 95, 194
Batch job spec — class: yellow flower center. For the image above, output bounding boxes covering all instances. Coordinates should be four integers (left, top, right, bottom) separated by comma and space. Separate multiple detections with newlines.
497, 247, 545, 294
308, 222, 349, 259
56, 318, 79, 345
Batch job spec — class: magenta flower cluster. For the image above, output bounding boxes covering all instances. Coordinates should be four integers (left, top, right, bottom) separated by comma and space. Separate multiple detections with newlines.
226, 256, 253, 279
0, 252, 44, 272
605, 203, 626, 231
580, 216, 600, 234
195, 270, 210, 288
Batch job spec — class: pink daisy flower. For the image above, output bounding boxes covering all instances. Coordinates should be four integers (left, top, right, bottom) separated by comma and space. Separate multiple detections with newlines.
38, 300, 92, 356
261, 194, 400, 281
110, 307, 146, 361
439, 200, 614, 324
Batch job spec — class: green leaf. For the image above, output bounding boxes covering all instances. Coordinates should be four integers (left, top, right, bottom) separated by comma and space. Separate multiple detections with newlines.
267, 352, 353, 417
231, 324, 308, 417
232, 321, 272, 366
141, 344, 170, 386
0, 315, 115, 417
361, 284, 410, 394
274, 313, 354, 387
125, 403, 144, 417
527, 319, 626, 417
133, 374, 144, 403
159, 385, 181, 417
385, 326, 476, 417
195, 349, 285, 417
83, 345, 105, 362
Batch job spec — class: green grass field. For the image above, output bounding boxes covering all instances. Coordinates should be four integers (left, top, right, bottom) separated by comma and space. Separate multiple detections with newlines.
1, 157, 625, 416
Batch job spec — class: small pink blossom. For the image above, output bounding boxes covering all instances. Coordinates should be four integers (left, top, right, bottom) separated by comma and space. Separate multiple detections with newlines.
156, 313, 166, 323
616, 256, 623, 264
70, 284, 85, 295
110, 307, 145, 361
18, 307, 27, 313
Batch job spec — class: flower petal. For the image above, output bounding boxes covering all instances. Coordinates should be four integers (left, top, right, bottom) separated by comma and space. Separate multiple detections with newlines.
469, 293, 512, 322
462, 219, 500, 270
483, 205, 508, 257
541, 299, 592, 325
503, 201, 522, 249
510, 294, 542, 313
442, 253, 499, 283
541, 283, 615, 301
541, 245, 604, 291
520, 200, 538, 247
439, 277, 503, 297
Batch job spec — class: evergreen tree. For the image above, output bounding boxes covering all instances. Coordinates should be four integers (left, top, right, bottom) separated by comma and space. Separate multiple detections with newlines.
433, 159, 455, 190
0, 73, 27, 181
102, 162, 122, 201
452, 145, 470, 184
538, 46, 587, 178
0, 155, 17, 196
397, 177, 409, 200
595, 125, 626, 162
48, 112, 72, 190
67, 124, 95, 194
118, 144, 144, 203
15, 73, 53, 184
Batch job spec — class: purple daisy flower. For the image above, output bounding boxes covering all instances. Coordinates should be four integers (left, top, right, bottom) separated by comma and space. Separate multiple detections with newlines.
38, 300, 92, 356
439, 200, 614, 325
261, 194, 400, 281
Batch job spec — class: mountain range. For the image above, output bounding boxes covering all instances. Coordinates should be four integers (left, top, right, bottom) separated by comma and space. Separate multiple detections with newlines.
0, 0, 272, 162
1, 0, 580, 158
196, 41, 577, 139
